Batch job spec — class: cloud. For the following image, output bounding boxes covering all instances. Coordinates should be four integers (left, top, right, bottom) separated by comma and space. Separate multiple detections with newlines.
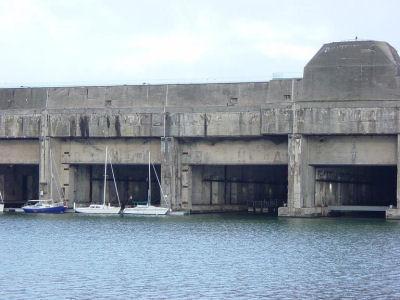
112, 31, 211, 71
230, 19, 324, 61
0, 0, 334, 85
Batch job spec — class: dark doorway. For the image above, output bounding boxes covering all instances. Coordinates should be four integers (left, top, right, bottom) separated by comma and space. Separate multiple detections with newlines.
191, 165, 288, 214
315, 166, 396, 217
0, 164, 39, 207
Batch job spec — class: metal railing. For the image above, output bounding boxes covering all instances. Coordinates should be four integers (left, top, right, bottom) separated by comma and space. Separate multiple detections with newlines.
247, 199, 285, 213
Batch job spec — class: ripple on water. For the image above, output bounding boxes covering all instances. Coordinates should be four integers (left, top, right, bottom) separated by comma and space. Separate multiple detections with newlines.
0, 214, 400, 299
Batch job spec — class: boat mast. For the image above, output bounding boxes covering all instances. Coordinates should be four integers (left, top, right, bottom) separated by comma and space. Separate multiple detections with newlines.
148, 151, 151, 206
103, 146, 108, 206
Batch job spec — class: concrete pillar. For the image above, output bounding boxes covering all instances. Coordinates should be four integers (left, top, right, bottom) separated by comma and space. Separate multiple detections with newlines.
161, 137, 180, 210
181, 165, 192, 210
39, 111, 66, 203
279, 134, 321, 217
386, 134, 400, 219
39, 137, 65, 202
397, 134, 400, 208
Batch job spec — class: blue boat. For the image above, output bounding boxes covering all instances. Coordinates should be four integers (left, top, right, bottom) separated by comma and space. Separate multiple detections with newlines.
22, 200, 66, 214
22, 149, 66, 214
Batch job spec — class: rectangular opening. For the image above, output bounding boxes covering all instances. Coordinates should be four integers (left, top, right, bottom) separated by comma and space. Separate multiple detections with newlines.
0, 164, 39, 208
71, 164, 161, 206
315, 165, 396, 217
191, 165, 288, 214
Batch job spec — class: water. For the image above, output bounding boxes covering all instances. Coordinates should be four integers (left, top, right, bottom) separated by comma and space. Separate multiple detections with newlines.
1, 214, 400, 299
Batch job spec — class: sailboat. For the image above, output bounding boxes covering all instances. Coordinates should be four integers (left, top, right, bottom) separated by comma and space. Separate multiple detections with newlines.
123, 151, 169, 216
22, 150, 66, 214
74, 147, 121, 214
0, 191, 4, 213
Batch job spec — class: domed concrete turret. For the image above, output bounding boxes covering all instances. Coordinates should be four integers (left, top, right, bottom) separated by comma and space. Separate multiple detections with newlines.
302, 40, 400, 101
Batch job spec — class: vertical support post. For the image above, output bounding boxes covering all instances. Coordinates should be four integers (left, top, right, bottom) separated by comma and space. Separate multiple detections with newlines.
386, 134, 400, 219
281, 134, 318, 217
181, 165, 192, 210
161, 137, 180, 210
397, 134, 400, 209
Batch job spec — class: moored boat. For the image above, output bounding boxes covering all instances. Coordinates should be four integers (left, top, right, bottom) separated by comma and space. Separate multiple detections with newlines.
22, 199, 65, 214
123, 151, 169, 216
123, 204, 169, 215
22, 149, 66, 214
0, 191, 4, 213
74, 147, 121, 215
74, 203, 120, 214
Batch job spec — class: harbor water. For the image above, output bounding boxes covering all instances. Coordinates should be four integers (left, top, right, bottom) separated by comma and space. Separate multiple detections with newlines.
1, 213, 400, 299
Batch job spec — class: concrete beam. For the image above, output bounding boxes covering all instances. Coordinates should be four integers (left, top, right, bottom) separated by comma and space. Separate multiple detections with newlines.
161, 137, 180, 210
308, 135, 397, 165
388, 134, 400, 219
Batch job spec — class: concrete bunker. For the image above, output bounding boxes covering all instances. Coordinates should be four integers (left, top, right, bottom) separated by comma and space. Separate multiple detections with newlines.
71, 164, 161, 206
190, 165, 288, 214
315, 166, 396, 216
0, 164, 39, 207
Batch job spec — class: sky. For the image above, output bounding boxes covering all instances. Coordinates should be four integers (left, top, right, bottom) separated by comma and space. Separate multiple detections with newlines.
0, 0, 399, 87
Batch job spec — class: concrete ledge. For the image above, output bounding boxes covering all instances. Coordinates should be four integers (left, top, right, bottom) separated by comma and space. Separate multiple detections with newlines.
329, 205, 389, 212
191, 204, 247, 213
278, 207, 325, 217
386, 208, 400, 219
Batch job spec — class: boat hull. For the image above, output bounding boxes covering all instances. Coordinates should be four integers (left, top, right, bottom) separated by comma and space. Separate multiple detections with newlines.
123, 205, 169, 215
74, 206, 121, 214
22, 205, 65, 214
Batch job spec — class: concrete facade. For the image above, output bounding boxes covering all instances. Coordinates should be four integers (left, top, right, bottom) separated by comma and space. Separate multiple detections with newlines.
1, 40, 400, 218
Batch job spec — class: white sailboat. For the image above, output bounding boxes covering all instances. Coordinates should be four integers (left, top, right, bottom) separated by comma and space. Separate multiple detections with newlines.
74, 147, 121, 214
123, 151, 169, 216
0, 190, 4, 213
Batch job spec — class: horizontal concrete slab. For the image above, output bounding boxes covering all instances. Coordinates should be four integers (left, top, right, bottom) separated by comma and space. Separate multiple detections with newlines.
309, 135, 397, 165
181, 138, 288, 165
328, 205, 389, 212
61, 138, 161, 164
0, 139, 39, 164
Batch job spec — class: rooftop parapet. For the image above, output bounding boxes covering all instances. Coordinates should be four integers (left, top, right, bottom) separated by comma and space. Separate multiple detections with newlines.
0, 80, 297, 111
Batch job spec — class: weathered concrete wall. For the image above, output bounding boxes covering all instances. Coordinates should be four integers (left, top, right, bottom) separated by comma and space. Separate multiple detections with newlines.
0, 88, 46, 110
1, 39, 400, 217
308, 135, 397, 165
180, 137, 287, 165
0, 139, 40, 164
303, 41, 400, 101
61, 138, 161, 164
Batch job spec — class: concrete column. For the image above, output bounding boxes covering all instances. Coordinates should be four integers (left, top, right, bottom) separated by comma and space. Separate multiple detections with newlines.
181, 165, 192, 211
386, 134, 400, 219
397, 134, 400, 208
279, 134, 321, 217
49, 138, 65, 203
39, 136, 65, 202
161, 137, 180, 210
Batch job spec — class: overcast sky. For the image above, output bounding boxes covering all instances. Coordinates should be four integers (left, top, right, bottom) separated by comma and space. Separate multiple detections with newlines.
0, 0, 399, 87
